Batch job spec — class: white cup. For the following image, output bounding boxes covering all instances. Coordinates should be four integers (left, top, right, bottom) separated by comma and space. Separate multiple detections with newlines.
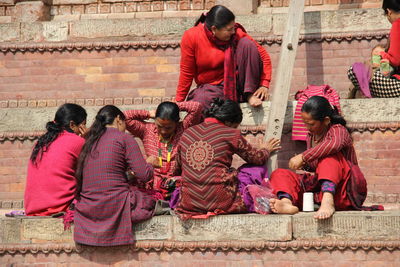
302, 192, 314, 212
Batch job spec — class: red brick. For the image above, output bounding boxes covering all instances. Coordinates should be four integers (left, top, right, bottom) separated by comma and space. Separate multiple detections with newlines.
271, 0, 283, 7
138, 2, 151, 12
192, 0, 204, 10
111, 3, 125, 13
126, 3, 137, 12
99, 3, 111, 13
165, 1, 178, 11
152, 1, 164, 11
179, 0, 191, 10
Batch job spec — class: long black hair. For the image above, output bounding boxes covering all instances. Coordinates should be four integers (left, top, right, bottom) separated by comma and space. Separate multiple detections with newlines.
30, 103, 87, 165
204, 98, 243, 124
155, 101, 180, 122
75, 105, 125, 193
194, 5, 235, 29
382, 0, 400, 13
301, 96, 348, 130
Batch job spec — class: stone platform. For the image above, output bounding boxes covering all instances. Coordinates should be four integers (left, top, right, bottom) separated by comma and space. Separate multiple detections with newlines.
1, 211, 400, 266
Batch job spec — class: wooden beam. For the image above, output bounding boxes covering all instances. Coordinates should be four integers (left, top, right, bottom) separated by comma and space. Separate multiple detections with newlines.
265, 0, 305, 174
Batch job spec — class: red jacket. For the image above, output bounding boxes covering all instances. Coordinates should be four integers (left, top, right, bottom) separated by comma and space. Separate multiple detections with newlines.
176, 24, 272, 102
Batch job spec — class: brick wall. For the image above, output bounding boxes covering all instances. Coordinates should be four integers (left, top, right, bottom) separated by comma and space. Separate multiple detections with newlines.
0, 38, 385, 101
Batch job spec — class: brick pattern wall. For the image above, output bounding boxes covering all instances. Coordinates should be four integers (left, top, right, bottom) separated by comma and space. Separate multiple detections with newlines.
261, 0, 380, 7
0, 0, 381, 18
0, 38, 385, 101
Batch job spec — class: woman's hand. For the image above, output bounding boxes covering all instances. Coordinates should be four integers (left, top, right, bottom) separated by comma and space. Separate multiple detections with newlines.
253, 86, 270, 101
289, 154, 304, 170
261, 138, 281, 153
146, 155, 160, 168
247, 87, 269, 107
78, 124, 88, 138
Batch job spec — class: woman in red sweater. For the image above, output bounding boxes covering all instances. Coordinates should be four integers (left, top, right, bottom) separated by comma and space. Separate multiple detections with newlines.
24, 103, 87, 216
176, 5, 272, 109
348, 0, 400, 97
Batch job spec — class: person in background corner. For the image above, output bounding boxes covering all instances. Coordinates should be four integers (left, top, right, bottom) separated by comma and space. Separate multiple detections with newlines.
176, 5, 272, 109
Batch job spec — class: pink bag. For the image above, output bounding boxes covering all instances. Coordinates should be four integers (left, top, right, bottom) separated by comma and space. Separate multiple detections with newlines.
245, 180, 276, 215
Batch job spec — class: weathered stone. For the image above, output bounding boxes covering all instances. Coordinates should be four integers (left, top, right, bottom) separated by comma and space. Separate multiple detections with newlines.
1, 99, 400, 133
20, 22, 44, 42
0, 218, 23, 244
272, 8, 390, 36
173, 214, 292, 241
22, 218, 73, 242
53, 0, 96, 4
69, 18, 195, 38
0, 23, 19, 42
134, 215, 172, 240
12, 1, 50, 23
0, 0, 14, 6
293, 211, 400, 240
216, 0, 258, 15
42, 21, 68, 41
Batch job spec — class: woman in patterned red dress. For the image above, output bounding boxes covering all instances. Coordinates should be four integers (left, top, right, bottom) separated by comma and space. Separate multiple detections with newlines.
174, 98, 280, 220
74, 105, 157, 246
269, 96, 372, 220
123, 101, 202, 201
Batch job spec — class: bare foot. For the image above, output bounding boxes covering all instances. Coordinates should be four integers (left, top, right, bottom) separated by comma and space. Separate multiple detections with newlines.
270, 198, 299, 215
314, 192, 335, 220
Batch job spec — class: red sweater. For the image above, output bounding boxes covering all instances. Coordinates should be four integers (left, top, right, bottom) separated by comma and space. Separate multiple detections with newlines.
24, 131, 84, 216
380, 18, 400, 79
176, 24, 272, 102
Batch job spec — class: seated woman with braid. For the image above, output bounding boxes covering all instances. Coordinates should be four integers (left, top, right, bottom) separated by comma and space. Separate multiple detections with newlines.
173, 98, 280, 220
269, 96, 382, 220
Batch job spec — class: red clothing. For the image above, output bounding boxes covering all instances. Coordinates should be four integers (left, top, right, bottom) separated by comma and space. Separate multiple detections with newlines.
74, 128, 155, 246
380, 18, 400, 79
24, 131, 84, 216
176, 24, 272, 102
124, 101, 202, 192
270, 124, 366, 210
174, 121, 270, 220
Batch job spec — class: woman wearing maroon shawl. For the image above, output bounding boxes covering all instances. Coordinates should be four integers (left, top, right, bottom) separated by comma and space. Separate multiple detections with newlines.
74, 105, 157, 246
174, 98, 280, 220
176, 5, 272, 109
269, 96, 381, 220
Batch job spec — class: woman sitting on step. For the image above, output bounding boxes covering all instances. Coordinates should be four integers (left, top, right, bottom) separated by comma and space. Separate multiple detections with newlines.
268, 96, 382, 220
74, 105, 157, 246
24, 103, 87, 216
176, 5, 272, 109
173, 98, 280, 220
123, 101, 202, 203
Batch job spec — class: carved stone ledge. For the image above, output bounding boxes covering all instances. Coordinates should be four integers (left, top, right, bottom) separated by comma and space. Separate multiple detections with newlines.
1, 240, 399, 254
0, 31, 389, 53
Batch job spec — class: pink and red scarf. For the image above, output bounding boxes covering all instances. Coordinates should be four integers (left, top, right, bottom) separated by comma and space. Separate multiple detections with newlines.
203, 23, 247, 102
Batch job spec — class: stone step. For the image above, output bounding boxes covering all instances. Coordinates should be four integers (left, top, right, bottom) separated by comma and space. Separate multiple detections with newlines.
1, 211, 399, 245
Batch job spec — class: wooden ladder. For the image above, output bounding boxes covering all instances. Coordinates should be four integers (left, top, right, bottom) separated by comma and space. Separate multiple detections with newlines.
265, 0, 306, 174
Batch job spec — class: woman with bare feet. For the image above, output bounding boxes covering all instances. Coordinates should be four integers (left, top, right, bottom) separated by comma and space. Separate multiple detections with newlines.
268, 96, 370, 220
